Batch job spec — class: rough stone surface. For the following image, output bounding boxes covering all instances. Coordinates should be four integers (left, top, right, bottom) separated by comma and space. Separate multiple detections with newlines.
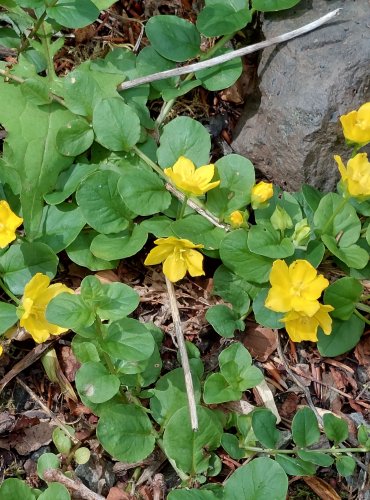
232, 0, 370, 191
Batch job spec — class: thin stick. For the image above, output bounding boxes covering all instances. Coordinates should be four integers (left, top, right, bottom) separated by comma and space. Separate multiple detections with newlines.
165, 276, 198, 431
118, 9, 341, 91
43, 469, 105, 500
16, 377, 80, 445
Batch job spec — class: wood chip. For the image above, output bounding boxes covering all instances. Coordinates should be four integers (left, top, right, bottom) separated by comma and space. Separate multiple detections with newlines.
303, 477, 341, 500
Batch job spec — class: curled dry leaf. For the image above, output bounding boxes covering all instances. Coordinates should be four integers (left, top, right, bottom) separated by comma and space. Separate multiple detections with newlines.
243, 325, 277, 362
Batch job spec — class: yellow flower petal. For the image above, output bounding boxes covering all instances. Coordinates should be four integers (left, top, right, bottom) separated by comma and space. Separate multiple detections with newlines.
184, 249, 204, 277
18, 273, 73, 343
172, 156, 196, 177
251, 181, 274, 208
144, 244, 173, 265
164, 156, 219, 196
269, 260, 291, 288
335, 153, 370, 199
315, 304, 334, 335
290, 296, 320, 316
340, 102, 370, 144
0, 200, 23, 248
163, 252, 187, 282
282, 312, 320, 342
265, 287, 293, 313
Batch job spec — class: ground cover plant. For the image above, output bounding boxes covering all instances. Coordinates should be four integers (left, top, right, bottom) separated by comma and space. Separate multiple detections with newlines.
0, 1, 369, 498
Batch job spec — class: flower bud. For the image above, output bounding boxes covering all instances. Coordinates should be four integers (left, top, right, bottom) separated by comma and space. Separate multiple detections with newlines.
270, 206, 293, 232
292, 218, 311, 247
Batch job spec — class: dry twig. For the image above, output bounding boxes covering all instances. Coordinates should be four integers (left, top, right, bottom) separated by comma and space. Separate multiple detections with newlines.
43, 469, 105, 500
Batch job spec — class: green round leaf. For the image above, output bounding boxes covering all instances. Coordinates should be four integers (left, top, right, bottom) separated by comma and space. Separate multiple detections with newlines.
292, 407, 320, 448
0, 302, 18, 334
38, 482, 70, 500
74, 447, 91, 465
221, 433, 246, 460
213, 265, 253, 314
44, 163, 98, 205
92, 97, 140, 151
90, 224, 148, 261
252, 288, 284, 328
118, 166, 171, 216
275, 454, 316, 476
35, 203, 86, 253
324, 277, 363, 320
336, 456, 356, 477
297, 450, 334, 467
163, 406, 223, 475
157, 116, 211, 168
206, 305, 244, 338
203, 373, 241, 404
197, 3, 252, 37
136, 46, 177, 92
150, 368, 201, 425
66, 230, 119, 271
252, 409, 280, 448
0, 478, 35, 500
46, 0, 100, 29
56, 118, 94, 157
323, 413, 348, 445
52, 426, 74, 455
97, 403, 155, 462
21, 77, 52, 106
76, 170, 132, 234
145, 15, 201, 62
46, 293, 95, 331
206, 154, 255, 218
248, 223, 294, 259
317, 315, 364, 357
321, 235, 369, 269
0, 242, 58, 296
252, 0, 302, 12
75, 361, 120, 404
196, 49, 242, 91
63, 68, 102, 117
220, 229, 272, 283
37, 453, 60, 480
224, 457, 288, 500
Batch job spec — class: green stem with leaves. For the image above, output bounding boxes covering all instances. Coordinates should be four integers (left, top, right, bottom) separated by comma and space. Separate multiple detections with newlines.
0, 278, 20, 304
320, 195, 350, 235
354, 309, 370, 326
243, 446, 369, 455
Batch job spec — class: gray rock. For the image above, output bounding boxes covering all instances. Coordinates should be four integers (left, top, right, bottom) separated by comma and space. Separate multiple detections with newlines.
232, 0, 370, 191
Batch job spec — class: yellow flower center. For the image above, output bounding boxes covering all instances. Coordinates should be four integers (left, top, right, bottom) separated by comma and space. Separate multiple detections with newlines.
0, 223, 4, 231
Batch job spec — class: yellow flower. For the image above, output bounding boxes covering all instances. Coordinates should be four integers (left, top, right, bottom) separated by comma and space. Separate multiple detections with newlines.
0, 345, 2, 356
265, 259, 329, 316
340, 102, 370, 144
335, 153, 370, 199
144, 236, 205, 282
251, 181, 273, 209
281, 304, 334, 342
18, 273, 73, 343
229, 210, 245, 228
164, 156, 220, 196
0, 200, 23, 248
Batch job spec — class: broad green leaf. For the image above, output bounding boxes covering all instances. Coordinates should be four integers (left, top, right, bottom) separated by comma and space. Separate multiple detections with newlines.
317, 314, 364, 357
56, 118, 94, 157
34, 203, 86, 253
90, 224, 148, 261
46, 293, 95, 331
44, 163, 98, 205
66, 230, 119, 271
252, 288, 284, 329
297, 450, 334, 467
221, 433, 246, 460
206, 305, 244, 338
118, 166, 170, 215
0, 478, 35, 500
323, 413, 348, 445
157, 116, 211, 168
97, 403, 155, 462
290, 239, 325, 268
324, 277, 363, 320
63, 66, 103, 117
0, 302, 18, 334
292, 407, 320, 447
275, 454, 316, 476
220, 229, 272, 283
168, 490, 217, 500
203, 373, 242, 404
197, 3, 252, 37
92, 97, 140, 151
0, 81, 74, 238
145, 15, 201, 62
252, 0, 302, 11
0, 242, 58, 295
21, 77, 52, 105
91, 0, 116, 8
206, 154, 255, 218
336, 456, 356, 476
52, 427, 74, 455
75, 361, 120, 403
314, 193, 361, 247
71, 339, 100, 363
74, 447, 91, 465
252, 409, 280, 448
170, 215, 225, 250
163, 406, 223, 475
150, 368, 201, 425
196, 48, 242, 91
76, 170, 132, 234
46, 0, 100, 29
136, 46, 177, 92
248, 223, 295, 258
224, 457, 288, 500
212, 265, 254, 314
37, 453, 60, 480
100, 319, 155, 368
322, 235, 369, 269
161, 79, 202, 101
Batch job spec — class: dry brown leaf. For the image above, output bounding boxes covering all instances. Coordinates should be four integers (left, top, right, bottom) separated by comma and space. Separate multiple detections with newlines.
303, 477, 340, 500
60, 346, 80, 382
106, 487, 132, 500
96, 270, 120, 284
243, 325, 277, 362
12, 421, 55, 455
354, 333, 370, 367
253, 379, 281, 423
